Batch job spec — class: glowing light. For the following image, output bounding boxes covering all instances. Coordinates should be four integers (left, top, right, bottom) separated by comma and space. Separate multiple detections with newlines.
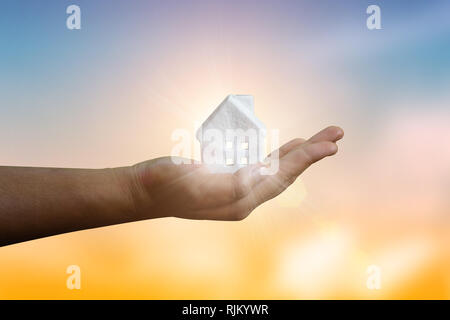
276, 180, 307, 208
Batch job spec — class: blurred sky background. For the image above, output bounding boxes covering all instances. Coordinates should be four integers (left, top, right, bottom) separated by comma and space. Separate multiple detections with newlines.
0, 0, 449, 299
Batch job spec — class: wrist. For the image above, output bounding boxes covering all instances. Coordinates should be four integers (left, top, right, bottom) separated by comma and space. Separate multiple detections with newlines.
111, 164, 162, 221
108, 166, 140, 220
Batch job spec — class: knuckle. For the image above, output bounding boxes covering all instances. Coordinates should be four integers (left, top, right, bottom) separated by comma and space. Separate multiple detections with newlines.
298, 147, 314, 165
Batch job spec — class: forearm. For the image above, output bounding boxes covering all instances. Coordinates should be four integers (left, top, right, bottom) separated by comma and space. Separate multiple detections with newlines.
0, 166, 137, 246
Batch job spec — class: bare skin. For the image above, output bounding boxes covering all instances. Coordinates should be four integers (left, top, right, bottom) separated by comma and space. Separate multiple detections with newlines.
0, 126, 343, 246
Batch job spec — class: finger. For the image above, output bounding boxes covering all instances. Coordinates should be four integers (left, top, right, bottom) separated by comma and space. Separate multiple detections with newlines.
199, 139, 341, 221
266, 138, 305, 159
196, 172, 287, 221
307, 126, 344, 144
243, 141, 338, 207
281, 141, 338, 177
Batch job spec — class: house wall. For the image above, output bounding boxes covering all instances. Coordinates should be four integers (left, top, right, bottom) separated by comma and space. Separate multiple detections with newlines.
200, 128, 266, 173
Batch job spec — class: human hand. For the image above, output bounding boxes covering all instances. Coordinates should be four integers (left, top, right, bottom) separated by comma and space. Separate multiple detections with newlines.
127, 126, 344, 221
0, 126, 343, 245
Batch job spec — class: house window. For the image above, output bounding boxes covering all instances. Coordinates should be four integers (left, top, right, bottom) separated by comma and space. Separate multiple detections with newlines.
240, 139, 249, 166
225, 140, 234, 165
224, 139, 250, 166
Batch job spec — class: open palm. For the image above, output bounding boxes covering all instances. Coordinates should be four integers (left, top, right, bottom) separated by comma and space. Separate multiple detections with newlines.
131, 126, 343, 221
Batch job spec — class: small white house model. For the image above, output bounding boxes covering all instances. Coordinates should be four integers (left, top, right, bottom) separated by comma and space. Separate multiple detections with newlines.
196, 95, 266, 173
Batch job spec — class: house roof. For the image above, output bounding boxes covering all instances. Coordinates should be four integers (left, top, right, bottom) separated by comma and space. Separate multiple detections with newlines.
196, 95, 266, 141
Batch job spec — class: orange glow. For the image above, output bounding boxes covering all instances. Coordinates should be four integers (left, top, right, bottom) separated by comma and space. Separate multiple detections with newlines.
1, 9, 449, 299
